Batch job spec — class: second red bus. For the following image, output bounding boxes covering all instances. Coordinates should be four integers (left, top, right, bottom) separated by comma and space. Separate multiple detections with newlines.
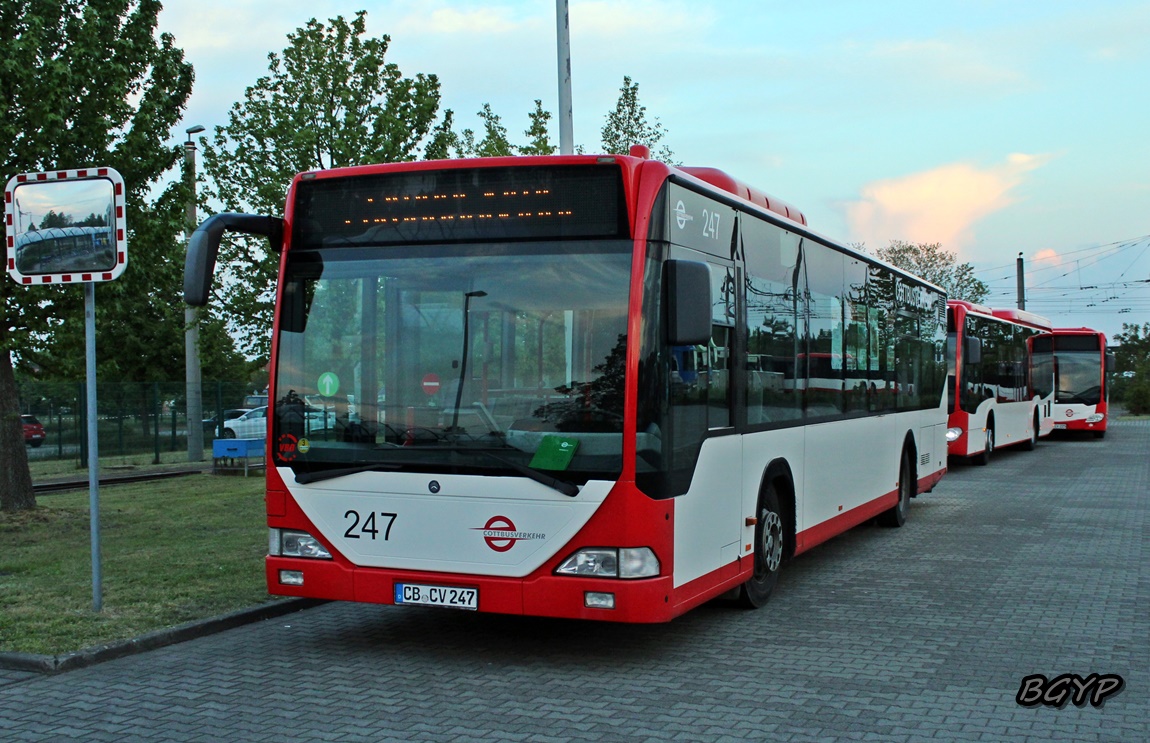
946, 300, 1055, 464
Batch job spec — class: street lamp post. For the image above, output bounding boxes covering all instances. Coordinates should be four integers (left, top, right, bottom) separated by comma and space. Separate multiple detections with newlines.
451, 290, 487, 431
555, 0, 574, 155
185, 124, 206, 461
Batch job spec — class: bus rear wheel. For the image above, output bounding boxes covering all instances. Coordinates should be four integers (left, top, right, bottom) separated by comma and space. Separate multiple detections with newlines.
879, 451, 913, 527
1022, 413, 1039, 451
738, 483, 784, 609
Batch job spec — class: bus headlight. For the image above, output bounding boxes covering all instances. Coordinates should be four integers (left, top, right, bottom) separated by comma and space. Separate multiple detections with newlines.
1086, 413, 1105, 424
270, 528, 332, 559
618, 547, 661, 578
556, 547, 659, 578
946, 427, 963, 442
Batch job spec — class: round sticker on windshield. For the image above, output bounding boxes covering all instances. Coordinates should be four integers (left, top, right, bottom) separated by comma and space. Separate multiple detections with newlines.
317, 371, 340, 397
298, 438, 311, 454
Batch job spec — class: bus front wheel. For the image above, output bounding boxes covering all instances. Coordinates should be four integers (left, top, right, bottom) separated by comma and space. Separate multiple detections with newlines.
738, 483, 784, 609
972, 425, 994, 466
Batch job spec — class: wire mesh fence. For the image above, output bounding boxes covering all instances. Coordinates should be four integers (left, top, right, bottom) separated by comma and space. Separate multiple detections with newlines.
17, 380, 265, 464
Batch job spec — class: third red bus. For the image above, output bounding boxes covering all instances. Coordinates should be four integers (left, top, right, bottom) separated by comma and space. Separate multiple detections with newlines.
1033, 328, 1114, 438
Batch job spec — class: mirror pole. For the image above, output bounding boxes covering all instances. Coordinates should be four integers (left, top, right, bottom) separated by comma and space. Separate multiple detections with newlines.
85, 281, 103, 612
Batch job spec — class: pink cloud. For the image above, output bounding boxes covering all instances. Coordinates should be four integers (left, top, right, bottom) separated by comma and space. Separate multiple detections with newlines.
845, 153, 1050, 256
1031, 248, 1063, 266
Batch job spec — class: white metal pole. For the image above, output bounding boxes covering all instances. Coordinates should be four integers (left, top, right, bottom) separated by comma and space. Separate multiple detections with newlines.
185, 128, 205, 461
555, 0, 574, 155
85, 281, 102, 612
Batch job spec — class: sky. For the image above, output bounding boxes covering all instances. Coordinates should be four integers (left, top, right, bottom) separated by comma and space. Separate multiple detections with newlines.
156, 0, 1150, 341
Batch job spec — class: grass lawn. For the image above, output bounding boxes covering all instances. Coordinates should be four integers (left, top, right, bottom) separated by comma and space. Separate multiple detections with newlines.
0, 472, 274, 656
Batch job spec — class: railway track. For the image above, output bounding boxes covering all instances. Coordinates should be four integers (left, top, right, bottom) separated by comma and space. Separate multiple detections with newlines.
33, 469, 209, 495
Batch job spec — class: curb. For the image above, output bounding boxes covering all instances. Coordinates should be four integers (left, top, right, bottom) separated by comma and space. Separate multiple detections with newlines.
0, 598, 326, 675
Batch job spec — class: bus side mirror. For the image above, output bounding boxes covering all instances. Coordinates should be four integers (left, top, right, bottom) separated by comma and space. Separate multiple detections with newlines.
964, 337, 982, 366
664, 260, 711, 346
1105, 353, 1116, 374
184, 212, 284, 306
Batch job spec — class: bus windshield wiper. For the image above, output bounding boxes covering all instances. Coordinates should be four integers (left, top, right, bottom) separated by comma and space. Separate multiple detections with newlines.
294, 463, 401, 485
473, 450, 580, 497
400, 443, 580, 497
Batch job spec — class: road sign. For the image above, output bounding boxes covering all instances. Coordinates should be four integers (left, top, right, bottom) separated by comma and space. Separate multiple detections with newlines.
317, 372, 340, 397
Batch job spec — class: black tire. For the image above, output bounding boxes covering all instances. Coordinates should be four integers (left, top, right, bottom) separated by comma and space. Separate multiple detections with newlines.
1094, 430, 1106, 439
29, 440, 43, 448
738, 482, 785, 609
1022, 413, 1039, 451
879, 451, 913, 527
222, 429, 236, 439
972, 425, 994, 466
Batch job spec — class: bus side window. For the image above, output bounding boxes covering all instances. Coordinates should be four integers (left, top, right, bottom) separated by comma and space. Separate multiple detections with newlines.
707, 264, 735, 429
742, 220, 801, 426
843, 258, 870, 414
803, 241, 845, 417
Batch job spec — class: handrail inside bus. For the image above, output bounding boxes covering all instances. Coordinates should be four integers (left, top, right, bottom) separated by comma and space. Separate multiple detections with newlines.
184, 212, 284, 306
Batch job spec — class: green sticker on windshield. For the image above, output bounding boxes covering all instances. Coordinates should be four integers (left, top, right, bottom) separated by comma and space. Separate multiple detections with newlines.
528, 435, 580, 471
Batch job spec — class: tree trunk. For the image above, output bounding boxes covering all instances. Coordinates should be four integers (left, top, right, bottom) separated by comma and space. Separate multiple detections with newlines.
0, 348, 36, 511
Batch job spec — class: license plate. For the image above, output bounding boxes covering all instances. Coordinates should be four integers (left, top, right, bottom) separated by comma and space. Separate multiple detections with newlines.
1054, 423, 1067, 429
394, 583, 478, 610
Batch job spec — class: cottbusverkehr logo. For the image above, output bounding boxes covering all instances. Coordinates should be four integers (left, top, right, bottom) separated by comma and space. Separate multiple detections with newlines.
472, 516, 545, 552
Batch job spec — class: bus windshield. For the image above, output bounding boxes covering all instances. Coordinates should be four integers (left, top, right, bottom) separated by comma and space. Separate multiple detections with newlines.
272, 241, 633, 483
1053, 341, 1103, 406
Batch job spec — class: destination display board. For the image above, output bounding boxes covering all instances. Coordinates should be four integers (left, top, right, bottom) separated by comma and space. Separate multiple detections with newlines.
292, 165, 629, 248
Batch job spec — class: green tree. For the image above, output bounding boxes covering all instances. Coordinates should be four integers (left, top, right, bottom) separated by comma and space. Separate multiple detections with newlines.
25, 182, 250, 405
454, 128, 478, 158
439, 100, 558, 159
200, 10, 443, 360
0, 0, 194, 512
519, 100, 556, 156
473, 103, 514, 158
1111, 322, 1150, 373
424, 109, 459, 161
600, 76, 675, 162
39, 210, 73, 229
1124, 371, 1150, 414
874, 240, 989, 303
1110, 322, 1150, 413
76, 213, 108, 227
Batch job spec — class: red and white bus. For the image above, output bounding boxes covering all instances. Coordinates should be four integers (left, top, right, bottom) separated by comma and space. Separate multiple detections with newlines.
1032, 328, 1114, 438
945, 300, 1055, 464
186, 150, 948, 623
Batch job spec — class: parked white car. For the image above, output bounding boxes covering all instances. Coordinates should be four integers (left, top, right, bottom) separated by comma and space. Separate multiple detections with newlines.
222, 404, 338, 439
222, 406, 268, 439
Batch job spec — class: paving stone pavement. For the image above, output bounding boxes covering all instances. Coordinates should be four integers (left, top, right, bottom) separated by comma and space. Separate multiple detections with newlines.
1, 422, 1147, 742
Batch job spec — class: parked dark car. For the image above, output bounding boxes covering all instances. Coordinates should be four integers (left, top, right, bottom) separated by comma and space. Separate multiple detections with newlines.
22, 414, 45, 448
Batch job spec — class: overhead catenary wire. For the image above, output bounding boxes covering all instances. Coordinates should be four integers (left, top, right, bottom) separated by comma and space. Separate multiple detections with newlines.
974, 233, 1150, 331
